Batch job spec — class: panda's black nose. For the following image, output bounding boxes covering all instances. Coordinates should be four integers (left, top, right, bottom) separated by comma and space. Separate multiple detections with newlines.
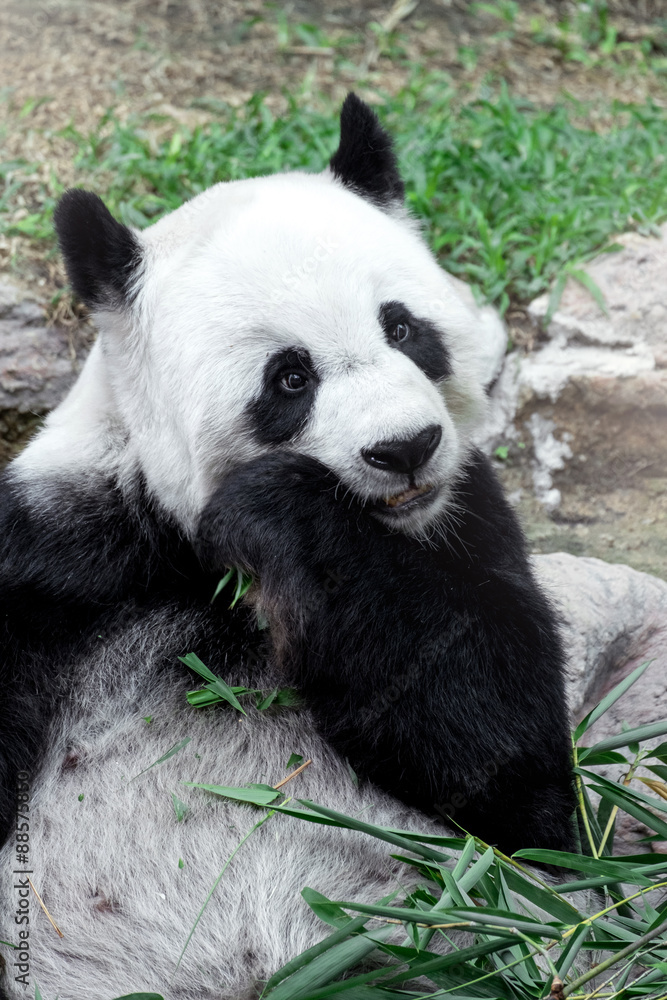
362, 424, 442, 476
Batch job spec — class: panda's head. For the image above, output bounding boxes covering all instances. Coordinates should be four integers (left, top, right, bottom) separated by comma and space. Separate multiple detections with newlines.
46, 94, 487, 536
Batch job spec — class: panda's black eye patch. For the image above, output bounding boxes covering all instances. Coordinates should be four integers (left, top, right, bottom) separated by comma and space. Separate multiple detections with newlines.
379, 301, 451, 382
247, 347, 319, 445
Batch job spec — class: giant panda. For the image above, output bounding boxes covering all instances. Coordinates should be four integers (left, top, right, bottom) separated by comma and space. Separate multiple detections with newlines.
0, 94, 575, 999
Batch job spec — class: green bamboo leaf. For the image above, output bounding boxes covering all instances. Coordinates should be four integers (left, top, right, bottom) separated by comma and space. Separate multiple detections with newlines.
579, 719, 667, 758
171, 792, 189, 822
111, 995, 165, 1000
574, 661, 653, 741
230, 569, 253, 608
130, 737, 192, 781
647, 743, 667, 764
179, 652, 221, 685
384, 936, 522, 986
514, 850, 656, 883
265, 927, 391, 1000
186, 782, 282, 806
331, 901, 563, 938
578, 768, 667, 816
301, 888, 363, 929
577, 750, 628, 766
257, 689, 278, 711
501, 865, 583, 922
263, 915, 369, 993
210, 567, 235, 604
544, 270, 567, 326
555, 923, 590, 979
179, 654, 247, 715
589, 783, 667, 841
296, 800, 451, 862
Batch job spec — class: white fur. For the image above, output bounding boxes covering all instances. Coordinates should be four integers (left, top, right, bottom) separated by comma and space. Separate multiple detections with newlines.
16, 171, 487, 533
0, 608, 449, 1000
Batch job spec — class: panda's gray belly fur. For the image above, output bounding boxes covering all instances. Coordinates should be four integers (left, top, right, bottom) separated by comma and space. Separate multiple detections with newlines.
0, 602, 440, 1000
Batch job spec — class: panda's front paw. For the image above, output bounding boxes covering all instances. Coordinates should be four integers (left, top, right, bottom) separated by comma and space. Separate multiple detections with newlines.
194, 452, 340, 609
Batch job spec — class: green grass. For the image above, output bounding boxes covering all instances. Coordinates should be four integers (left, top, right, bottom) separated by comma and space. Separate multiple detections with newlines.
3, 75, 667, 315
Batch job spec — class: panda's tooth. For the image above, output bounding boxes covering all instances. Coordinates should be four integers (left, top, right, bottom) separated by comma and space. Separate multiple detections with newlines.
384, 483, 433, 508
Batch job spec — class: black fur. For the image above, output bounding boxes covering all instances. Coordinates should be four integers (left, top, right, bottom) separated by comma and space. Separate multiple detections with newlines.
196, 450, 577, 856
379, 301, 452, 382
329, 93, 404, 207
53, 189, 142, 308
246, 347, 320, 445
0, 473, 256, 845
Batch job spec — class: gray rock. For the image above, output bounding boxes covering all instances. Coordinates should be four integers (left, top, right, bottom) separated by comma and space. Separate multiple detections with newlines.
0, 278, 21, 317
0, 278, 84, 464
481, 225, 667, 509
535, 551, 667, 853
0, 318, 77, 413
529, 225, 667, 361
534, 552, 667, 716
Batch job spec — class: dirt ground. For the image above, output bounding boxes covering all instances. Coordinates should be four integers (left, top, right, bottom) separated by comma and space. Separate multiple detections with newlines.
2, 0, 667, 577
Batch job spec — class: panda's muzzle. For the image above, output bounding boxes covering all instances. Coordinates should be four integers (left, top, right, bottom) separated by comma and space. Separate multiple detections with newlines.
362, 424, 441, 511
362, 424, 442, 476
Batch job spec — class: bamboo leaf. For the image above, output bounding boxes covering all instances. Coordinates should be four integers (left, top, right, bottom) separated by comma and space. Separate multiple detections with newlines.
179, 654, 247, 715
589, 783, 667, 841
130, 737, 192, 781
264, 927, 391, 1000
210, 567, 235, 604
263, 916, 369, 993
574, 660, 653, 742
296, 800, 451, 863
186, 782, 282, 806
579, 719, 667, 758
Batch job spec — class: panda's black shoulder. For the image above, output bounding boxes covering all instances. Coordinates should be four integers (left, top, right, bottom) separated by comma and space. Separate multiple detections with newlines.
0, 470, 207, 613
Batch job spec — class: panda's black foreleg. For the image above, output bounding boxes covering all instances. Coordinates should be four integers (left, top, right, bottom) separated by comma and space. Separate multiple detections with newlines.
196, 451, 577, 857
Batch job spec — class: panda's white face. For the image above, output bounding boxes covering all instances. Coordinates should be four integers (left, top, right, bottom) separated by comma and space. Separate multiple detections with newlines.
114, 172, 486, 534
19, 98, 487, 536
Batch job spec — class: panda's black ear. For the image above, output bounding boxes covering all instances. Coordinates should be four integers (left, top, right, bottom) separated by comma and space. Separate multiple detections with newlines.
329, 93, 404, 207
54, 189, 143, 309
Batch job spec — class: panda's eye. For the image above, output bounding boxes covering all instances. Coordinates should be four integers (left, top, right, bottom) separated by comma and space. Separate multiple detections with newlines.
280, 371, 308, 393
391, 322, 410, 343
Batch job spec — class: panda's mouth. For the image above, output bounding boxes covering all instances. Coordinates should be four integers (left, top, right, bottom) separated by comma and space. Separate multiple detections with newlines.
379, 482, 435, 512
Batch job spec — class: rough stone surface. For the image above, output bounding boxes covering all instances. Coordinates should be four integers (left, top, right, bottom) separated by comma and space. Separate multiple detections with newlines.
536, 551, 667, 853
529, 225, 667, 361
479, 224, 667, 581
0, 277, 82, 462
482, 227, 667, 506
535, 552, 667, 716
